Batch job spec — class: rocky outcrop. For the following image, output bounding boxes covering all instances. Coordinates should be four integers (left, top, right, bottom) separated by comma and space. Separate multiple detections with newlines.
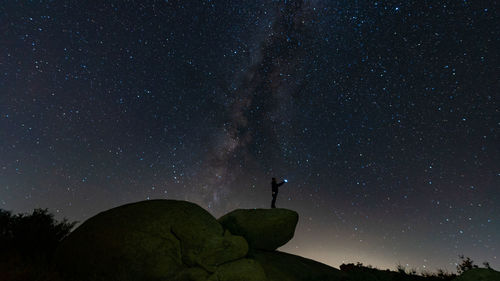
55, 199, 346, 281
218, 208, 299, 250
55, 200, 250, 281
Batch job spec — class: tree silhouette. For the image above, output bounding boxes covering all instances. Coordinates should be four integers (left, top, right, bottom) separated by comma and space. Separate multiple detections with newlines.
0, 208, 76, 281
0, 208, 75, 258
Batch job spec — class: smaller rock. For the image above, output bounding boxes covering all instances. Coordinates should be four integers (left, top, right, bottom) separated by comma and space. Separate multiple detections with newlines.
174, 267, 210, 281
250, 250, 343, 281
207, 259, 267, 281
218, 208, 298, 250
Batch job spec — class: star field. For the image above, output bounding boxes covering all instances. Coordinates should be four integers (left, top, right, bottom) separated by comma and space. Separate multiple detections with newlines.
0, 0, 499, 272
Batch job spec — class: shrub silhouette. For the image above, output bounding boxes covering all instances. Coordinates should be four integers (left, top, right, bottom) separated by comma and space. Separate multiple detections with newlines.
341, 262, 456, 280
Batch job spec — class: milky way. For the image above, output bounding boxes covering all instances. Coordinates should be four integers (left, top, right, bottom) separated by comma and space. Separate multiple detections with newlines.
0, 0, 498, 271
195, 1, 313, 210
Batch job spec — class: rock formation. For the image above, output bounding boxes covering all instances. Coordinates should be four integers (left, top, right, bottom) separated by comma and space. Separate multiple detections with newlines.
54, 199, 344, 281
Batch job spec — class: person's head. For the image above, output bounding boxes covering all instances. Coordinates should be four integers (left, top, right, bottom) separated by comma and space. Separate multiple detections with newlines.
272, 177, 276, 182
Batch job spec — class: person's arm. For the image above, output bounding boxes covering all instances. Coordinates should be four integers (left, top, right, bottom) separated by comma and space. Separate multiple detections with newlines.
278, 181, 285, 187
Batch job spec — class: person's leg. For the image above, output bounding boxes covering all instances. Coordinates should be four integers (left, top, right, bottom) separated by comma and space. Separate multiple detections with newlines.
271, 192, 277, 208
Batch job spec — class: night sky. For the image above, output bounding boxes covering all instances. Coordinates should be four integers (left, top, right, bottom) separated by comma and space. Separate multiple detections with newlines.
1, 0, 499, 272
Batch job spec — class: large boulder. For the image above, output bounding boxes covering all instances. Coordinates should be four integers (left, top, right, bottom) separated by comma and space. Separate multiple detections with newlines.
218, 208, 298, 251
55, 200, 248, 281
453, 268, 500, 281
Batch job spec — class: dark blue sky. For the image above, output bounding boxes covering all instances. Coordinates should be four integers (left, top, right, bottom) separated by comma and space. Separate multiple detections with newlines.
1, 0, 498, 271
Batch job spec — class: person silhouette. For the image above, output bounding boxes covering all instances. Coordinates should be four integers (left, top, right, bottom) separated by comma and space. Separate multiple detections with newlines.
271, 177, 286, 208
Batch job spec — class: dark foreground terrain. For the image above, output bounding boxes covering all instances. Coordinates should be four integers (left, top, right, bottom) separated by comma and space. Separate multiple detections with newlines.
1, 200, 498, 281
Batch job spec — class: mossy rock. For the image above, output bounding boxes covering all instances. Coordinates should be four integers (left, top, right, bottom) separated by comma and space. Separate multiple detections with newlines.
218, 208, 298, 250
55, 200, 248, 281
454, 268, 500, 281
